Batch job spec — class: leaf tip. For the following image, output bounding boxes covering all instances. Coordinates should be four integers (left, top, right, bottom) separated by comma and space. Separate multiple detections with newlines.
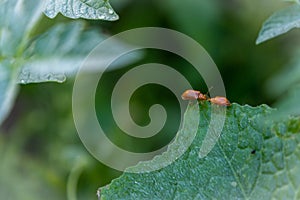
255, 37, 263, 45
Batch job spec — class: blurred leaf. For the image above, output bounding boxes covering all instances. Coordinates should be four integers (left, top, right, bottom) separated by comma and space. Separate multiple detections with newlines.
18, 21, 94, 84
44, 0, 118, 20
272, 84, 300, 119
0, 0, 125, 85
0, 0, 137, 125
18, 21, 142, 84
256, 4, 300, 44
100, 102, 300, 199
0, 0, 44, 57
0, 0, 43, 124
265, 50, 300, 119
0, 62, 18, 125
265, 51, 300, 98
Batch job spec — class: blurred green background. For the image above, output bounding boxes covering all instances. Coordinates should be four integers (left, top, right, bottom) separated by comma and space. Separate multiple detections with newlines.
1, 0, 300, 199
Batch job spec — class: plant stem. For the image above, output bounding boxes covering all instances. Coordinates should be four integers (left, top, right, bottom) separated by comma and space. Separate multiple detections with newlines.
67, 158, 86, 200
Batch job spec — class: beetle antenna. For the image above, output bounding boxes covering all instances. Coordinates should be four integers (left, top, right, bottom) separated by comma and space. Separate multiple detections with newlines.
205, 86, 214, 98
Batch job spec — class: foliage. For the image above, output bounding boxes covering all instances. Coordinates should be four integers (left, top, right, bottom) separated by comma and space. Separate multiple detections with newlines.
256, 1, 300, 119
1, 0, 300, 200
0, 0, 131, 125
100, 102, 300, 199
44, 0, 118, 20
256, 4, 300, 44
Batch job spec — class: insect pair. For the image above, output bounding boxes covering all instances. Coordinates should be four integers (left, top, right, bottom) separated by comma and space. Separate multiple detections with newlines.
181, 89, 231, 106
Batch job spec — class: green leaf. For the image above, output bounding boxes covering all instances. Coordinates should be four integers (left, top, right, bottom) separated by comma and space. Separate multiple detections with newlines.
0, 0, 133, 124
0, 62, 18, 125
0, 0, 44, 57
0, 0, 44, 124
100, 102, 300, 199
44, 0, 118, 20
18, 21, 141, 84
0, 0, 124, 85
18, 22, 92, 84
256, 5, 300, 44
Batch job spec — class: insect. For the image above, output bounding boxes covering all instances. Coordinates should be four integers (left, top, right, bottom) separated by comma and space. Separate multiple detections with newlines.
181, 90, 231, 106
181, 90, 207, 101
208, 96, 231, 106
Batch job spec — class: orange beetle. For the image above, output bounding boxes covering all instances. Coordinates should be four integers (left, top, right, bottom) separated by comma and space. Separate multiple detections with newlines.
208, 96, 231, 106
198, 93, 207, 101
181, 90, 207, 101
181, 90, 200, 100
